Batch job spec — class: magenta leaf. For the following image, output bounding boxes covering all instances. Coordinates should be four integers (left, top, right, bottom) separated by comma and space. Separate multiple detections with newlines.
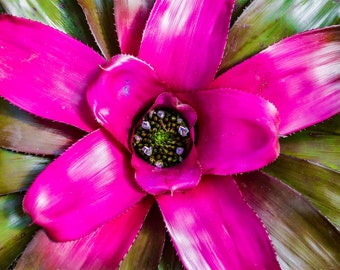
16, 198, 153, 270
24, 129, 146, 241
157, 175, 280, 270
213, 26, 340, 135
132, 146, 201, 195
0, 15, 105, 132
87, 54, 165, 150
0, 0, 99, 51
139, 0, 235, 91
114, 0, 155, 55
178, 88, 280, 175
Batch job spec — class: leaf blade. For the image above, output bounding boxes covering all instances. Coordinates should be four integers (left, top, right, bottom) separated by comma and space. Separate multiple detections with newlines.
0, 0, 99, 50
236, 171, 340, 269
263, 154, 340, 228
0, 148, 50, 195
0, 194, 38, 270
77, 0, 120, 58
219, 0, 340, 72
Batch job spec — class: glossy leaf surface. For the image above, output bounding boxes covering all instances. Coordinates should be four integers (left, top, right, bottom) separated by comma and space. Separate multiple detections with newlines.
280, 114, 340, 171
119, 203, 165, 269
24, 129, 146, 241
0, 15, 104, 132
15, 198, 152, 270
87, 54, 165, 150
220, 0, 340, 72
139, 0, 234, 91
0, 0, 98, 50
263, 154, 340, 228
0, 194, 38, 270
158, 175, 280, 269
0, 148, 50, 195
77, 0, 119, 58
114, 0, 155, 55
236, 171, 340, 269
179, 89, 279, 175
0, 98, 85, 155
214, 26, 340, 135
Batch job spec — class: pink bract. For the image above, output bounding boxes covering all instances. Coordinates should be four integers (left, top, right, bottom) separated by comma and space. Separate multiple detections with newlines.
0, 0, 339, 269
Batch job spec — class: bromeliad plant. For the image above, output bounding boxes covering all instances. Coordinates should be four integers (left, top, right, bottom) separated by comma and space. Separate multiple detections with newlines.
0, 0, 339, 269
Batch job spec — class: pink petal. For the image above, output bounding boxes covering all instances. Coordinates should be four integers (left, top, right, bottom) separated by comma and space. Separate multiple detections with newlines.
16, 198, 153, 270
132, 147, 201, 195
114, 0, 155, 55
144, 92, 198, 127
87, 54, 165, 150
213, 26, 340, 135
138, 0, 234, 91
0, 15, 105, 132
157, 175, 280, 269
131, 93, 201, 194
178, 89, 280, 175
24, 129, 146, 241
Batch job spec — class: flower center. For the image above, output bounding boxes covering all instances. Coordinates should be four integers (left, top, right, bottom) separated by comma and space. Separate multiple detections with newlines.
132, 108, 192, 168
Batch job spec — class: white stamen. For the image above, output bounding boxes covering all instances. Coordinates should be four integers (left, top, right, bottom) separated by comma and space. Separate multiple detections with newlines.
179, 156, 183, 162
178, 126, 189, 137
142, 146, 152, 156
155, 161, 163, 168
176, 147, 184, 155
134, 135, 141, 142
177, 117, 183, 123
157, 110, 165, 119
142, 121, 151, 130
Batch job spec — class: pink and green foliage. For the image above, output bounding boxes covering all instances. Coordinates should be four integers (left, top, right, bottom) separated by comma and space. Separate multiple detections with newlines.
0, 0, 339, 269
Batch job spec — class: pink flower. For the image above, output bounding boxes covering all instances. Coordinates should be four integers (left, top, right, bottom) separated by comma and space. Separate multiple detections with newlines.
0, 0, 339, 269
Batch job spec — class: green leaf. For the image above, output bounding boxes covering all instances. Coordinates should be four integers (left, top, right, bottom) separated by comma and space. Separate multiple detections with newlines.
158, 235, 185, 270
0, 0, 99, 51
0, 148, 50, 195
219, 0, 340, 72
77, 0, 120, 59
263, 154, 340, 229
231, 0, 252, 24
0, 99, 85, 156
0, 194, 38, 269
280, 115, 340, 171
236, 171, 340, 270
119, 204, 166, 269
0, 3, 5, 14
